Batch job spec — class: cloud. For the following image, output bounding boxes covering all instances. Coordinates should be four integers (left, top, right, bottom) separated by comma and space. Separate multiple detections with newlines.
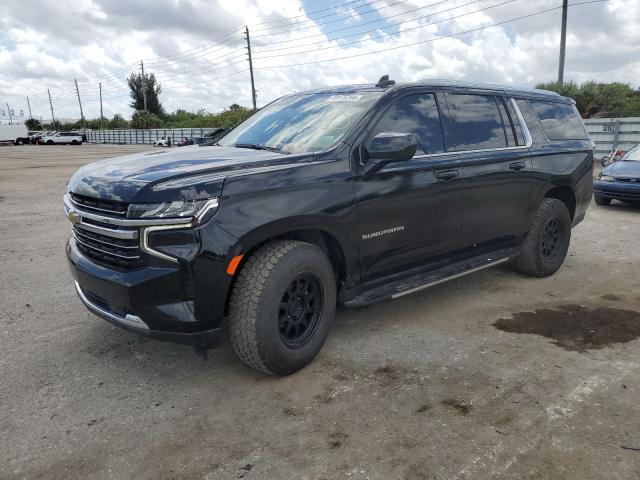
0, 0, 637, 122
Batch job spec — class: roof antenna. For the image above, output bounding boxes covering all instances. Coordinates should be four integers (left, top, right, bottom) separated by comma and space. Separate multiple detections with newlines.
375, 75, 396, 88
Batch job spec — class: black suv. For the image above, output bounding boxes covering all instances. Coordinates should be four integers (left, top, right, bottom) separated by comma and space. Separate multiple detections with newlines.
65, 78, 593, 375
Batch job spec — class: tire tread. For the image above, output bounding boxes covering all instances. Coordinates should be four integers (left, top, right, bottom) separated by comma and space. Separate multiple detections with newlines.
227, 240, 312, 374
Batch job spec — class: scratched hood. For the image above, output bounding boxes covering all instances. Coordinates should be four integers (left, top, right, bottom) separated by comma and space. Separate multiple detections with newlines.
67, 145, 314, 203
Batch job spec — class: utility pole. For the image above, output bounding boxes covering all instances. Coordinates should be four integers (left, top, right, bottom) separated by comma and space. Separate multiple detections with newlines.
6, 102, 13, 125
245, 26, 257, 110
557, 0, 568, 84
140, 60, 148, 112
48, 89, 56, 129
74, 78, 87, 132
26, 96, 33, 119
99, 82, 104, 129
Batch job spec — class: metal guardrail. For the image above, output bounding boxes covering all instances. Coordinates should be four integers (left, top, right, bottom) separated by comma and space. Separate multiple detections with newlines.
584, 117, 640, 158
86, 128, 220, 145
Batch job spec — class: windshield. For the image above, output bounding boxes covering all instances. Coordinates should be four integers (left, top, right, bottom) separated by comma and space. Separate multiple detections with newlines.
219, 91, 383, 154
621, 145, 640, 161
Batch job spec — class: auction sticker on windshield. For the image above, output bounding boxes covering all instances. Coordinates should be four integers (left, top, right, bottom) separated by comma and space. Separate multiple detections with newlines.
326, 94, 364, 102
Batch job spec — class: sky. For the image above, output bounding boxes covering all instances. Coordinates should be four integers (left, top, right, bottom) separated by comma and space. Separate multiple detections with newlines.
0, 0, 637, 122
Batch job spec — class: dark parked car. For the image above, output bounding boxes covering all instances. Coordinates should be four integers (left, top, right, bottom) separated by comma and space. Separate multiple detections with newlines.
594, 144, 640, 205
64, 77, 593, 375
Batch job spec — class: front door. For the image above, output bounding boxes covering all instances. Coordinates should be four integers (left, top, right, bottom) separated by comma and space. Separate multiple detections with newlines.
353, 92, 463, 283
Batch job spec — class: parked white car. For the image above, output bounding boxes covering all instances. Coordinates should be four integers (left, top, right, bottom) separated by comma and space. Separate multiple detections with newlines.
41, 132, 83, 145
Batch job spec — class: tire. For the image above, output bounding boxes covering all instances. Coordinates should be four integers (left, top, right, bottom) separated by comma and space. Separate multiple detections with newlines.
46, 140, 54, 145
71, 140, 79, 145
15, 139, 23, 145
227, 240, 336, 375
514, 198, 571, 278
601, 156, 611, 167
594, 195, 611, 206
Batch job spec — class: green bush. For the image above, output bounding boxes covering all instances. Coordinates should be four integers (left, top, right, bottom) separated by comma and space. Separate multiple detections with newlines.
536, 81, 640, 118
130, 110, 164, 129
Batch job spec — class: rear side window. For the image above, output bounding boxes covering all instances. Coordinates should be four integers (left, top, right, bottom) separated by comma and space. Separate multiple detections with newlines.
496, 98, 517, 146
370, 93, 445, 155
504, 98, 525, 145
529, 101, 587, 140
514, 99, 547, 144
445, 94, 507, 151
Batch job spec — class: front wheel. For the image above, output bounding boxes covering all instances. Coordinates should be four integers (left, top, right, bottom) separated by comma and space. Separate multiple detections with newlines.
514, 198, 571, 278
594, 195, 611, 206
46, 140, 54, 145
227, 240, 336, 375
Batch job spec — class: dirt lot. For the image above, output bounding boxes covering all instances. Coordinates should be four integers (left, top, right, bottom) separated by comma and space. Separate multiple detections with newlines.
1, 144, 640, 480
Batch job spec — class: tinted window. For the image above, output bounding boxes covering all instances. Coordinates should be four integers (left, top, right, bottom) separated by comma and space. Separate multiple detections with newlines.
515, 99, 547, 144
446, 94, 507, 150
529, 101, 587, 140
496, 98, 516, 146
369, 93, 445, 155
505, 98, 525, 145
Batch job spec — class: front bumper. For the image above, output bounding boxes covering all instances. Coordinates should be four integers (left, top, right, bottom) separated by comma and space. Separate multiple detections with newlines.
593, 180, 640, 202
67, 238, 222, 347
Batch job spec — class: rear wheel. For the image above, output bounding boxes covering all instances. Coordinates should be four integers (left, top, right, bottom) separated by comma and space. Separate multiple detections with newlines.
594, 195, 611, 206
226, 240, 336, 375
71, 140, 79, 145
514, 198, 571, 278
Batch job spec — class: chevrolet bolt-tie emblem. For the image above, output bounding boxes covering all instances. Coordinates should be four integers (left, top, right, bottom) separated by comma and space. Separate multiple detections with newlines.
67, 209, 81, 224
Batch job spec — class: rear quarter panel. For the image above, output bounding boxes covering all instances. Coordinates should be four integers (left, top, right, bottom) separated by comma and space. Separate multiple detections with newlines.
528, 139, 594, 225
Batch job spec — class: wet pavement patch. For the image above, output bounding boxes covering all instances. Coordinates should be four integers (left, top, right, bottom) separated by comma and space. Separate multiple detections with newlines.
601, 294, 622, 301
441, 398, 472, 415
494, 304, 640, 352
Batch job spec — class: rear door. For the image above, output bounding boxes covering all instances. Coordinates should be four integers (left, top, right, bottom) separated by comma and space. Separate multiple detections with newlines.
353, 91, 463, 282
444, 92, 533, 248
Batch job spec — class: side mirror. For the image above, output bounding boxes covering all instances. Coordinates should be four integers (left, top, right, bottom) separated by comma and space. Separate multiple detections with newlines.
364, 132, 417, 174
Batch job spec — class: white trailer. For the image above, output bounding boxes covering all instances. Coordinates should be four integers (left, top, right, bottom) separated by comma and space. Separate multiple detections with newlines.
0, 124, 29, 143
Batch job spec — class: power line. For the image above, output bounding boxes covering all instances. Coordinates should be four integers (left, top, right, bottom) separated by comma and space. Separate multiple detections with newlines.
252, 0, 609, 70
250, 0, 450, 39
247, 0, 398, 28
248, 0, 413, 34
253, 0, 494, 58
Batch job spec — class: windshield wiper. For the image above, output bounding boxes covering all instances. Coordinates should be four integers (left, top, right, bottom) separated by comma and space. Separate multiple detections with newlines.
234, 143, 288, 154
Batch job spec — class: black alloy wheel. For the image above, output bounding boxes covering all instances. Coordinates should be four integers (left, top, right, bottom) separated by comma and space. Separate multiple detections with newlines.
278, 273, 323, 348
541, 218, 561, 258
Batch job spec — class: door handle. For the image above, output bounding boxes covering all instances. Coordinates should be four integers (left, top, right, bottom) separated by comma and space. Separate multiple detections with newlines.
509, 161, 526, 171
436, 170, 459, 182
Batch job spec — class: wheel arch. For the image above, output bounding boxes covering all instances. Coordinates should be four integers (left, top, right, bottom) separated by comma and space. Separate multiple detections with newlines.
222, 219, 353, 315
543, 184, 576, 220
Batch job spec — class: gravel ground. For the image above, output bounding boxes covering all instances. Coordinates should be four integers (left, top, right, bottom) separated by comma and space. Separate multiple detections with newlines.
1, 144, 640, 480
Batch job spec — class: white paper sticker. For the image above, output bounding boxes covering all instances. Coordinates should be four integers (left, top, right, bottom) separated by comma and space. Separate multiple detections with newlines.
326, 94, 364, 102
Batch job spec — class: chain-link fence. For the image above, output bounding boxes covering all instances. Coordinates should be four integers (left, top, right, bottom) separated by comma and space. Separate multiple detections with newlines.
86, 128, 221, 145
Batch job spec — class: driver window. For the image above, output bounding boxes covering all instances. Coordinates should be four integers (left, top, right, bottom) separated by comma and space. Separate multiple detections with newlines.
369, 93, 445, 155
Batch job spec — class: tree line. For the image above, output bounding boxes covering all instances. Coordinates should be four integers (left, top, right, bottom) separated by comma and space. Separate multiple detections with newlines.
535, 81, 640, 118
26, 73, 639, 132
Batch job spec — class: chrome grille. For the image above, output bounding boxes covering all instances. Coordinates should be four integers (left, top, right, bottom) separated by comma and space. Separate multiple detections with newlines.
72, 224, 144, 269
64, 192, 194, 268
69, 192, 128, 216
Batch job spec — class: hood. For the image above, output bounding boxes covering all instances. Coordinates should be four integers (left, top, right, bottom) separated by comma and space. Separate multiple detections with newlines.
67, 145, 314, 203
605, 161, 640, 178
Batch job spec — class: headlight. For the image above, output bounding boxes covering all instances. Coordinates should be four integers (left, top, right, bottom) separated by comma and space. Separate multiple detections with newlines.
127, 198, 218, 223
599, 175, 615, 182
